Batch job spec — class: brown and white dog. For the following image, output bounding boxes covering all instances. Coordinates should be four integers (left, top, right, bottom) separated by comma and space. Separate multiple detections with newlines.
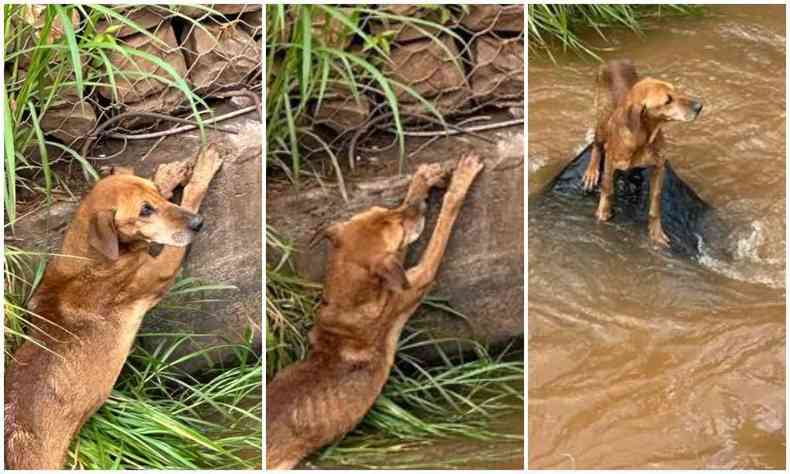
582, 59, 703, 246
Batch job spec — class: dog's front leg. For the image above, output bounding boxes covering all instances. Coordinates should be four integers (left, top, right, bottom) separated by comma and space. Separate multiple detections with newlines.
406, 154, 484, 291
595, 156, 615, 222
141, 146, 223, 284
582, 141, 603, 191
648, 160, 669, 247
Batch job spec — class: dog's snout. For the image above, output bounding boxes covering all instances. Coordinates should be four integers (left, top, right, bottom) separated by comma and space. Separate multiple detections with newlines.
188, 215, 204, 232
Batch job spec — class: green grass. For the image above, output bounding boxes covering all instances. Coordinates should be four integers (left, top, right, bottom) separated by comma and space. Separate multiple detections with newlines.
528, 4, 703, 61
70, 333, 262, 469
266, 5, 458, 191
266, 228, 524, 469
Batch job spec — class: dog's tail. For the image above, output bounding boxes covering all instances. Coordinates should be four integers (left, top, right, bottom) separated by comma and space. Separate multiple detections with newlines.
593, 59, 640, 142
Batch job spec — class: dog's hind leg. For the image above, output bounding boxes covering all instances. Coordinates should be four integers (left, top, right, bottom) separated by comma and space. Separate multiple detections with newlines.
406, 154, 484, 290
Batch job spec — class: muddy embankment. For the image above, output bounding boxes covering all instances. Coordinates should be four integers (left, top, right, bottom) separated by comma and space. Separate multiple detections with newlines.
9, 5, 262, 374
267, 5, 525, 356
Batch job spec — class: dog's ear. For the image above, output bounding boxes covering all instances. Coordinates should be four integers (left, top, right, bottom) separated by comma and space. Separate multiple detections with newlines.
374, 256, 410, 291
309, 223, 343, 249
88, 210, 119, 261
624, 103, 646, 137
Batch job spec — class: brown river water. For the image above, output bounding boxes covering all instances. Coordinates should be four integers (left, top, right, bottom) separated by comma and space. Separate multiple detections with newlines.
528, 5, 786, 469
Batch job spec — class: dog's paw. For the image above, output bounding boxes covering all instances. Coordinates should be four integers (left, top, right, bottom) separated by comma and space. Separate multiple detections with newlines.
649, 220, 670, 248
454, 153, 485, 180
594, 207, 612, 222
414, 163, 447, 188
189, 145, 224, 187
582, 168, 599, 191
153, 160, 193, 199
446, 153, 484, 200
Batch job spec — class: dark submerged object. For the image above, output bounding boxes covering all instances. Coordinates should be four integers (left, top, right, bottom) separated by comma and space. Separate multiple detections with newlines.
549, 143, 712, 257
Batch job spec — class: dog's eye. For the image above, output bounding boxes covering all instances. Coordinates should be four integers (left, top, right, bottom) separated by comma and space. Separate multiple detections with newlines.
139, 203, 155, 217
665, 95, 673, 105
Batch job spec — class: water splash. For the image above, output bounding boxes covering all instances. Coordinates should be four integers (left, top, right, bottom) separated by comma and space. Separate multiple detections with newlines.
696, 221, 784, 289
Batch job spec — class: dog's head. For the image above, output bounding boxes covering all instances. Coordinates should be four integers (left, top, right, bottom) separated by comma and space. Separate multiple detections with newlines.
629, 78, 703, 123
312, 201, 427, 294
84, 172, 204, 260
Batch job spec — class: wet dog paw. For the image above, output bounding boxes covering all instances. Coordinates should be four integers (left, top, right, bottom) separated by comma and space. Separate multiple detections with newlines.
649, 220, 670, 248
594, 208, 613, 222
582, 168, 599, 191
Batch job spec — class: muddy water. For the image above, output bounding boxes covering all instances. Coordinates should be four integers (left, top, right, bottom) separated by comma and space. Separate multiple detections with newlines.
528, 6, 785, 469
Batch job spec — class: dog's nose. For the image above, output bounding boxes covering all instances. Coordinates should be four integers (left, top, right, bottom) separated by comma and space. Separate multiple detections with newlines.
692, 101, 703, 114
188, 215, 204, 232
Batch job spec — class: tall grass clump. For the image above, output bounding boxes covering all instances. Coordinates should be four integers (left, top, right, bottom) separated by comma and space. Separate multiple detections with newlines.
266, 5, 458, 187
528, 4, 702, 61
70, 332, 262, 469
266, 229, 524, 468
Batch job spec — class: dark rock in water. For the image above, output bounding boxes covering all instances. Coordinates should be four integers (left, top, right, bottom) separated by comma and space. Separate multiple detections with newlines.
548, 144, 711, 257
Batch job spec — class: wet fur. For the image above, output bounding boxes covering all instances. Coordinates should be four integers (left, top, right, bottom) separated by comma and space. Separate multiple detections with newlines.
4, 147, 223, 469
266, 155, 485, 469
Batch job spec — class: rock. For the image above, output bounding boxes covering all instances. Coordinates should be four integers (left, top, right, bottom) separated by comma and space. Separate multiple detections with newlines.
460, 5, 524, 33
385, 36, 470, 115
95, 7, 167, 38
312, 88, 370, 132
266, 126, 524, 356
238, 9, 263, 38
16, 5, 79, 43
8, 6, 80, 68
370, 5, 451, 44
213, 4, 260, 16
98, 22, 186, 104
138, 116, 262, 373
183, 22, 260, 93
547, 143, 712, 257
8, 104, 262, 375
176, 4, 260, 19
470, 35, 524, 107
310, 8, 353, 48
39, 100, 96, 143
120, 87, 185, 128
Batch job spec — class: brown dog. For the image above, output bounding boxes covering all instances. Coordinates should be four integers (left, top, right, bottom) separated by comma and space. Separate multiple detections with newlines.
582, 59, 703, 246
266, 154, 484, 469
4, 147, 223, 469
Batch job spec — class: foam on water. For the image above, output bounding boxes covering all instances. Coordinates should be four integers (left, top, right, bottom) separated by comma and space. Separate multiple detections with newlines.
696, 221, 784, 289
